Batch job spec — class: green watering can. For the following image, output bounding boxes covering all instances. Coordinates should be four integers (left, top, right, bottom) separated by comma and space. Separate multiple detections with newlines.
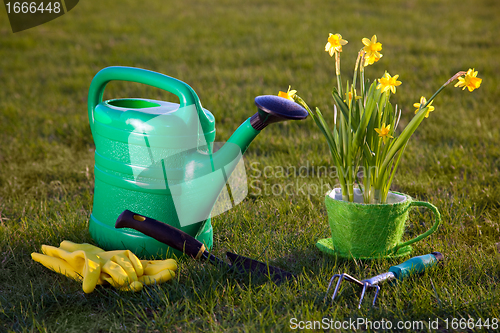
87, 66, 307, 258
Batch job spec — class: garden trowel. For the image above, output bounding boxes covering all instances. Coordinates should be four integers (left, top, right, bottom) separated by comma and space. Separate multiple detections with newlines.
115, 210, 295, 283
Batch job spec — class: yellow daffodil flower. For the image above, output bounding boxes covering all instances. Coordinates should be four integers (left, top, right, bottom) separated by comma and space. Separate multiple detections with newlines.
413, 96, 435, 118
362, 35, 383, 66
377, 72, 402, 94
454, 68, 482, 92
278, 86, 297, 101
374, 123, 393, 144
325, 33, 348, 57
364, 53, 382, 66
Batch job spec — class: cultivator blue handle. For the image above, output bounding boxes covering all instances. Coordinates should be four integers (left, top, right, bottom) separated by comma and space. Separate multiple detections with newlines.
389, 252, 443, 280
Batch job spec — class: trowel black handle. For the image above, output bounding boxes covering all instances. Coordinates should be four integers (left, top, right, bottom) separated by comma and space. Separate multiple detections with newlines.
115, 210, 206, 260
251, 95, 308, 130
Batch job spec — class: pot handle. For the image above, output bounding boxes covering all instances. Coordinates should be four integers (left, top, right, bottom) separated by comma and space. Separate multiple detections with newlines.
87, 66, 211, 136
394, 201, 441, 252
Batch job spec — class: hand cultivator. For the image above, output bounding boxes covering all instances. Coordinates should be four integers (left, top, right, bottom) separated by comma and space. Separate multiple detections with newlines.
325, 252, 443, 308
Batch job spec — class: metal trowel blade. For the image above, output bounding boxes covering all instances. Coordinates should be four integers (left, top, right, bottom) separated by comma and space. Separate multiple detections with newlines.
226, 251, 295, 283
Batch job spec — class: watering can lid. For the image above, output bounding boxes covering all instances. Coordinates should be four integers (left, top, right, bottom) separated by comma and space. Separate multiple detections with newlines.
94, 98, 216, 138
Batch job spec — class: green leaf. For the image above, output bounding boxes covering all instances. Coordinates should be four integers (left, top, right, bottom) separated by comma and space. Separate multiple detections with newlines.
314, 107, 341, 163
332, 87, 351, 125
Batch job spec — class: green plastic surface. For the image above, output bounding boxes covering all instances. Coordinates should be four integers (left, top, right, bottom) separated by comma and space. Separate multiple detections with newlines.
107, 99, 160, 109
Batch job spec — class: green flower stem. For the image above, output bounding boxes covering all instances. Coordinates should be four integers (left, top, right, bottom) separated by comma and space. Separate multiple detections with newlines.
360, 65, 366, 100
423, 82, 449, 108
352, 50, 362, 92
348, 100, 354, 201
335, 52, 343, 97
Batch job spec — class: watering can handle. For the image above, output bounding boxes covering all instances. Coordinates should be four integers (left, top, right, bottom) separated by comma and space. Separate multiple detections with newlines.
394, 200, 441, 252
87, 66, 210, 135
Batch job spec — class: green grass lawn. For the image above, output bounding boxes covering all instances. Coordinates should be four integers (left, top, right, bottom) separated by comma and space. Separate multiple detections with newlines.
1, 0, 500, 331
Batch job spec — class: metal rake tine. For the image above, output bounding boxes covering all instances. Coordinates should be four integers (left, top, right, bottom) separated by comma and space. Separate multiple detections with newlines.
371, 285, 381, 307
358, 282, 369, 309
326, 273, 364, 302
357, 283, 381, 308
331, 274, 345, 301
324, 274, 342, 301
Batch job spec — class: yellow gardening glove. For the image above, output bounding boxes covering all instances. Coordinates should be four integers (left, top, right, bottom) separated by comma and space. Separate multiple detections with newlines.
97, 250, 145, 292
58, 240, 104, 255
97, 255, 178, 290
139, 259, 177, 285
31, 242, 104, 293
32, 241, 178, 293
31, 241, 142, 292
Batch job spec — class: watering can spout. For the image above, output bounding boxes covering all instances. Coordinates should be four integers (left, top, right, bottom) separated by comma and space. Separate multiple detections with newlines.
210, 95, 309, 174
